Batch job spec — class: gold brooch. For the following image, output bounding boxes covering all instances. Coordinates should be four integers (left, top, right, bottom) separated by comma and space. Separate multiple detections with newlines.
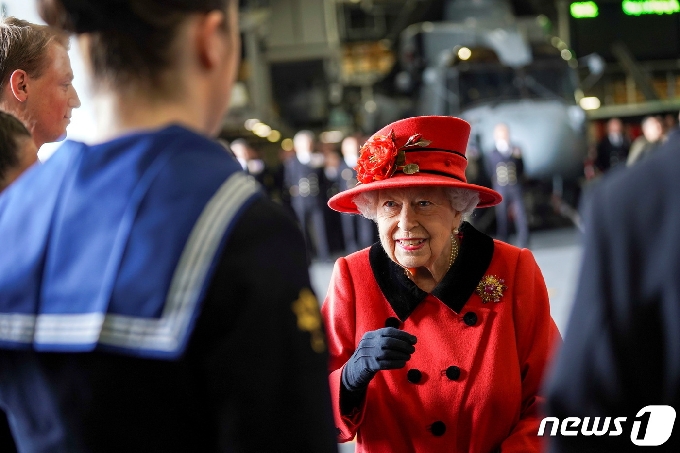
291, 288, 326, 353
475, 275, 507, 303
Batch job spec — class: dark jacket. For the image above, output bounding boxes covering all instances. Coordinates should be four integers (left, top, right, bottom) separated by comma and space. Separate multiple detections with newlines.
595, 135, 630, 172
545, 137, 680, 452
0, 127, 337, 453
485, 146, 524, 189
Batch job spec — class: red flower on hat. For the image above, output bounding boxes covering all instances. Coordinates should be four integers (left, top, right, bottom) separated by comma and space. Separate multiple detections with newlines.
356, 131, 432, 184
356, 130, 399, 184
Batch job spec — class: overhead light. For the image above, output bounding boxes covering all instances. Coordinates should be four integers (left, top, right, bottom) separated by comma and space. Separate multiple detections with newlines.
253, 123, 271, 137
267, 130, 281, 142
551, 36, 567, 50
537, 15, 550, 27
561, 49, 572, 60
244, 118, 260, 130
623, 0, 680, 16
281, 138, 294, 151
457, 47, 472, 60
579, 96, 601, 110
570, 2, 599, 18
321, 131, 344, 144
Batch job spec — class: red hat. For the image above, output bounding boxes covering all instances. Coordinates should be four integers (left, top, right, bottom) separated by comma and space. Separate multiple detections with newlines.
328, 116, 502, 214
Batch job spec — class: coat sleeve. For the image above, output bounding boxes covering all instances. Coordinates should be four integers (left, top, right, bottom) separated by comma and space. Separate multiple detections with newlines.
501, 248, 562, 452
321, 257, 368, 442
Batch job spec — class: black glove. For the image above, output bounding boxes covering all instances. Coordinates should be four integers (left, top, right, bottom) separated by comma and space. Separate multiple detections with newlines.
341, 327, 417, 391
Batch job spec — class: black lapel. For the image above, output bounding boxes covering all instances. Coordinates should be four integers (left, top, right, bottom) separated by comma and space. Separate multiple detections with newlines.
369, 222, 495, 321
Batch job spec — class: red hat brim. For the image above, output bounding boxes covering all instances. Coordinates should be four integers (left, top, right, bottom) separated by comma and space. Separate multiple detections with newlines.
328, 172, 503, 214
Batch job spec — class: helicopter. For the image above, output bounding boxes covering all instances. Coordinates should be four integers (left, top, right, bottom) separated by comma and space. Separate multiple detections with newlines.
388, 0, 588, 228
398, 0, 587, 181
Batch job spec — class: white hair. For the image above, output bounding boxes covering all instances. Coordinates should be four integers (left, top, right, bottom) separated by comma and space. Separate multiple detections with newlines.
353, 187, 479, 222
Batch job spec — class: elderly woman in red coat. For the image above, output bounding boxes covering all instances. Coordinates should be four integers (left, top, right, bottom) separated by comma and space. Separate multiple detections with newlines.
323, 116, 561, 452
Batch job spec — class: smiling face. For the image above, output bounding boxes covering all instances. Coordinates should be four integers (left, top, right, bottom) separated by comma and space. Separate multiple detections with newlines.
23, 42, 80, 147
376, 187, 462, 278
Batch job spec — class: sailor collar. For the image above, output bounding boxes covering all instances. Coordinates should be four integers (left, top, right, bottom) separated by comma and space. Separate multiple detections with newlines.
369, 221, 494, 321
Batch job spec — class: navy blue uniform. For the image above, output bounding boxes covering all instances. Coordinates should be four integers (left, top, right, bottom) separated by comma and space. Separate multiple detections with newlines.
595, 135, 630, 173
284, 155, 330, 260
545, 138, 680, 452
485, 146, 528, 248
0, 126, 337, 453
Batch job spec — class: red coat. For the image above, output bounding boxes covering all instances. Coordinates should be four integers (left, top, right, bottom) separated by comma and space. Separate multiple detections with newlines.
322, 223, 561, 452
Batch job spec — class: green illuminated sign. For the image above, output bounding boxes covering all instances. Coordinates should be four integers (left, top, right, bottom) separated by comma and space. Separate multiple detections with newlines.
571, 2, 599, 18
622, 0, 680, 16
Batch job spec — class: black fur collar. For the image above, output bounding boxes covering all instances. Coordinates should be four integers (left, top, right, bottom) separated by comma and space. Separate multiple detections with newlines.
369, 222, 494, 321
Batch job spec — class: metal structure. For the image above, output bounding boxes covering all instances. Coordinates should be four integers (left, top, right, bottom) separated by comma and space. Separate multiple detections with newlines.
400, 0, 587, 179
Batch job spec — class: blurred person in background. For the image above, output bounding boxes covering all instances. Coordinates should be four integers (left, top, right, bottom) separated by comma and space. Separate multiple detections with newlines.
665, 111, 680, 142
627, 115, 665, 166
485, 123, 529, 248
0, 111, 37, 193
595, 117, 630, 173
338, 134, 375, 253
663, 112, 678, 136
0, 1, 336, 452
324, 116, 560, 452
0, 17, 80, 150
284, 130, 331, 261
228, 137, 250, 172
321, 144, 345, 255
229, 138, 283, 203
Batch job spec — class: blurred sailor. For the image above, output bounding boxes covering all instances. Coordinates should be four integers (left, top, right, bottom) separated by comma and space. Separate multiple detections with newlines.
486, 123, 528, 248
284, 130, 330, 261
627, 116, 664, 166
595, 117, 629, 173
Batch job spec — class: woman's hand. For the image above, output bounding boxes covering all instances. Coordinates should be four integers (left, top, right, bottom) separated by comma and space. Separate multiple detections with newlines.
342, 327, 417, 391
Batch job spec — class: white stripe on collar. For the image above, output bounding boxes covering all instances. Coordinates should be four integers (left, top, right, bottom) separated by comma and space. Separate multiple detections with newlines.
0, 172, 260, 355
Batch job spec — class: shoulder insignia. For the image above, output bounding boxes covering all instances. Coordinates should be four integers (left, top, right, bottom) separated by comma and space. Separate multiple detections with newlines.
291, 288, 326, 353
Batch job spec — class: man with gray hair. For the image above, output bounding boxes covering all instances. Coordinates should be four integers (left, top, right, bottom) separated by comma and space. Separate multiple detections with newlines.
0, 17, 80, 150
